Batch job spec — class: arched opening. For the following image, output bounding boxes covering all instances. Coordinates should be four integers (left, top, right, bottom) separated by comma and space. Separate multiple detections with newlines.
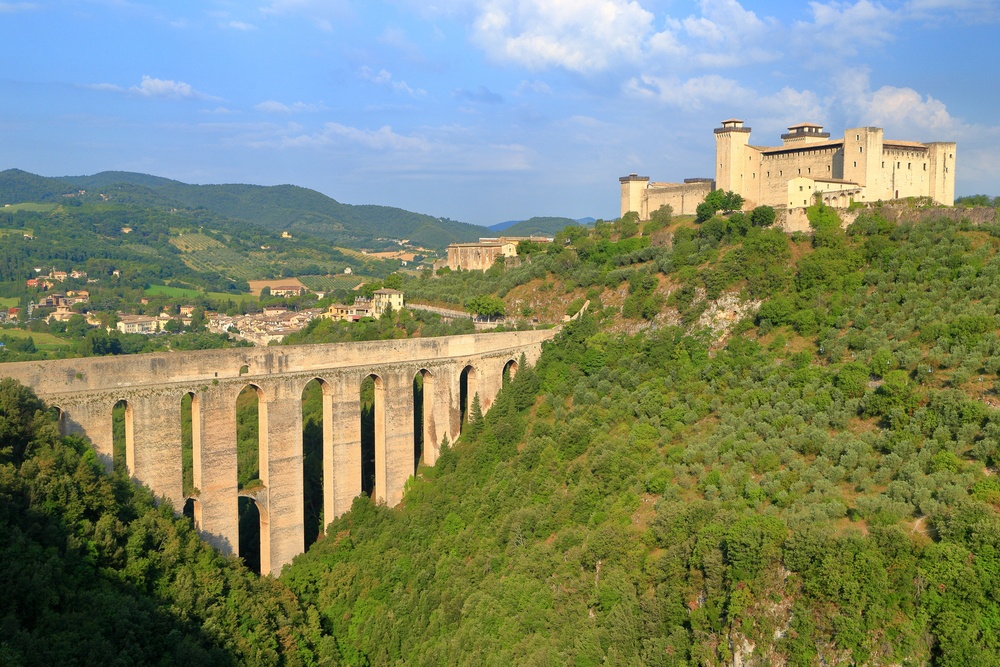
238, 496, 263, 575
503, 359, 518, 386
112, 399, 134, 475
182, 497, 202, 530
301, 378, 327, 550
180, 392, 200, 497
360, 374, 385, 500
236, 385, 266, 491
414, 370, 433, 471
459, 365, 478, 433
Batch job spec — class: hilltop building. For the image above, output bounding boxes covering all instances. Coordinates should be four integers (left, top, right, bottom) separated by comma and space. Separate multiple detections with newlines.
440, 236, 553, 272
621, 120, 956, 219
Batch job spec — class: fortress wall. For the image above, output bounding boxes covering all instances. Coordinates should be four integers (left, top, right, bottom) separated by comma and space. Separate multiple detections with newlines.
874, 147, 933, 201
760, 146, 842, 208
642, 181, 713, 218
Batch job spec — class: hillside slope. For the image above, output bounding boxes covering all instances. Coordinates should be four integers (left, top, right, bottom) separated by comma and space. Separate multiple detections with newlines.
0, 169, 486, 250
282, 209, 1000, 665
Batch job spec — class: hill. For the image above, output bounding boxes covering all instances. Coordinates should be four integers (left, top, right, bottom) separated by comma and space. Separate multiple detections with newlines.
0, 169, 485, 251
281, 205, 1000, 664
6, 200, 1000, 664
487, 215, 593, 236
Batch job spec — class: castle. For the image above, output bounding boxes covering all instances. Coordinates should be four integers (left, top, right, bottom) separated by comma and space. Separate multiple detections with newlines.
621, 120, 956, 219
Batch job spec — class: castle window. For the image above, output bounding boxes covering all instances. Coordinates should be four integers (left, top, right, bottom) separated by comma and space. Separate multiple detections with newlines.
923, 163, 927, 171
853, 161, 857, 168
882, 161, 884, 168
856, 134, 860, 140
827, 165, 831, 171
779, 170, 782, 176
767, 171, 770, 177
859, 146, 863, 153
908, 163, 911, 169
799, 186, 803, 191
797, 168, 801, 175
897, 162, 901, 168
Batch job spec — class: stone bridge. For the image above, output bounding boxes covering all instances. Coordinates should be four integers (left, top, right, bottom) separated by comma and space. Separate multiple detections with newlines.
0, 329, 555, 574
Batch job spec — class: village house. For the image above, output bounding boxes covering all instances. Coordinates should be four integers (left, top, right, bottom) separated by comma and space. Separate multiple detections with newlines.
116, 315, 161, 334
373, 288, 404, 316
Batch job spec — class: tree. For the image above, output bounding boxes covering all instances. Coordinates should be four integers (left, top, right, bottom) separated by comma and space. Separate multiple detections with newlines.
384, 273, 403, 290
466, 295, 505, 318
749, 205, 776, 227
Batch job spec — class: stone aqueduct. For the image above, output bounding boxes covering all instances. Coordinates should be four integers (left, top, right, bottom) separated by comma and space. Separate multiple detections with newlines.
0, 329, 555, 575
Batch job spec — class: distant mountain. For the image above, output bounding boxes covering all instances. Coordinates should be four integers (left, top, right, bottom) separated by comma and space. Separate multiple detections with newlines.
488, 219, 521, 232
0, 169, 485, 251
491, 216, 588, 237
488, 216, 598, 236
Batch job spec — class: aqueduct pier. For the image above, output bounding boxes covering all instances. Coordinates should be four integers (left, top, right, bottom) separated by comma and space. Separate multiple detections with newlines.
0, 329, 555, 575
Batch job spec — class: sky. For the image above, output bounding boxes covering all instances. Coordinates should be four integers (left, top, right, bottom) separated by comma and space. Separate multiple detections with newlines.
1, 0, 998, 226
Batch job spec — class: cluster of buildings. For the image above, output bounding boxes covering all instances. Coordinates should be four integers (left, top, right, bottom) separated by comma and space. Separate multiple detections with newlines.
207, 307, 325, 346
321, 288, 403, 322
26, 268, 91, 291
620, 119, 956, 223
437, 236, 553, 272
39, 291, 90, 322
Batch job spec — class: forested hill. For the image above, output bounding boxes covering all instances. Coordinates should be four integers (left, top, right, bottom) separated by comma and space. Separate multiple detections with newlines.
7, 201, 1000, 664
0, 169, 486, 250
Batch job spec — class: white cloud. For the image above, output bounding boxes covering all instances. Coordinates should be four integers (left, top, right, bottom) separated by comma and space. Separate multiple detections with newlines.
470, 0, 655, 72
833, 68, 959, 134
226, 20, 257, 30
792, 1, 897, 59
254, 100, 324, 114
202, 106, 239, 115
515, 80, 552, 95
129, 75, 216, 100
623, 73, 752, 110
359, 67, 427, 98
283, 123, 430, 151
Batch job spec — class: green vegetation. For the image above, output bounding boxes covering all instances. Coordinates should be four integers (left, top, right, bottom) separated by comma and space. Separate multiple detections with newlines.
0, 378, 316, 665
7, 191, 1000, 664
281, 308, 475, 345
0, 168, 485, 251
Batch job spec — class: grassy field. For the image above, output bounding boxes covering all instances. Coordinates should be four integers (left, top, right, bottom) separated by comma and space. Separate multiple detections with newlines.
145, 284, 260, 303
0, 227, 33, 237
0, 297, 19, 308
2, 203, 57, 212
299, 274, 366, 291
1, 328, 71, 350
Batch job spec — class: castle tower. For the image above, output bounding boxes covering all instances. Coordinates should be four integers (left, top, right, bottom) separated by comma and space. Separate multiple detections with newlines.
926, 142, 957, 206
619, 173, 649, 218
714, 119, 752, 197
842, 126, 883, 200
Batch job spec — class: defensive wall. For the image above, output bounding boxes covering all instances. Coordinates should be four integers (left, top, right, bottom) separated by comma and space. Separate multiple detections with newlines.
0, 329, 556, 575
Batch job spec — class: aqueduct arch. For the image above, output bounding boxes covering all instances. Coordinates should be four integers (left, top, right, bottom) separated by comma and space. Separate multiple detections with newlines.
0, 329, 554, 575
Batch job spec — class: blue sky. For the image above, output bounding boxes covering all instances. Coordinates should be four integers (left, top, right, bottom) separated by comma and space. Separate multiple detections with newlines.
1, 0, 997, 226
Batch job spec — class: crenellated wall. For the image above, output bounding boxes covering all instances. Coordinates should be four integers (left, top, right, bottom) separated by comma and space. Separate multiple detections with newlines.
0, 329, 555, 575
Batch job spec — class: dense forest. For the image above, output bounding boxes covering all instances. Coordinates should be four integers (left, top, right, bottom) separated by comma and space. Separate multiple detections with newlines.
3, 197, 1000, 664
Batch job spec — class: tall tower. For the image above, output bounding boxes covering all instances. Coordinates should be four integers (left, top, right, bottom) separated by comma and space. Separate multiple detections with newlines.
619, 173, 649, 218
714, 119, 751, 196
